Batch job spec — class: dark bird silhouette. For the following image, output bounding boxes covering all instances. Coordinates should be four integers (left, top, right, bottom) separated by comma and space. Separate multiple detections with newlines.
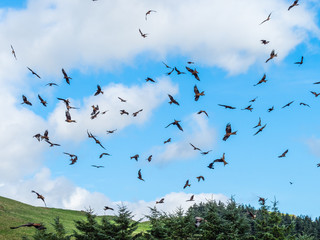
104, 206, 114, 211
147, 155, 152, 162
201, 150, 212, 155
31, 190, 46, 207
91, 105, 99, 115
166, 68, 174, 75
249, 97, 258, 103
45, 139, 60, 147
87, 131, 105, 149
242, 105, 253, 111
62, 68, 71, 84
311, 91, 320, 97
194, 85, 204, 101
223, 123, 237, 141
132, 109, 143, 117
41, 130, 49, 141
57, 98, 78, 110
131, 154, 139, 161
106, 129, 117, 134
282, 101, 294, 108
45, 82, 58, 86
120, 109, 129, 115
91, 165, 104, 168
65, 110, 76, 123
166, 119, 183, 131
94, 85, 103, 96
254, 124, 267, 136
187, 61, 194, 64
197, 110, 209, 117
10, 223, 46, 230
168, 94, 179, 105
162, 61, 172, 69
186, 66, 200, 81
139, 28, 148, 38
22, 95, 32, 106
164, 138, 171, 144
294, 56, 303, 65
253, 117, 262, 128
64, 152, 78, 165
38, 95, 47, 107
174, 67, 185, 75
260, 12, 272, 25
278, 149, 289, 158
99, 153, 111, 158
196, 176, 205, 182
300, 102, 310, 107
254, 74, 267, 86
11, 45, 17, 59
317, 163, 320, 167
218, 104, 236, 109
267, 106, 274, 112
213, 153, 228, 166
183, 180, 191, 189
187, 195, 195, 201
258, 197, 266, 205
138, 169, 145, 181
146, 77, 155, 83
207, 162, 214, 169
27, 67, 41, 78
261, 40, 270, 45
118, 97, 127, 102
33, 133, 41, 142
145, 10, 156, 20
313, 81, 320, 84
266, 49, 277, 63
190, 143, 201, 151
156, 198, 165, 204
288, 0, 299, 11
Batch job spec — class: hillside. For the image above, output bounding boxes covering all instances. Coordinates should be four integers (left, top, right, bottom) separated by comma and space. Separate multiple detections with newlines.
0, 196, 149, 240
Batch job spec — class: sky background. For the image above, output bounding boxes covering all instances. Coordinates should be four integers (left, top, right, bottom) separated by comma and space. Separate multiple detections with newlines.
1, 0, 320, 220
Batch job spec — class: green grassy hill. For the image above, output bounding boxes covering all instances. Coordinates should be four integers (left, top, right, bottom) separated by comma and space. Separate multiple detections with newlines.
0, 196, 149, 240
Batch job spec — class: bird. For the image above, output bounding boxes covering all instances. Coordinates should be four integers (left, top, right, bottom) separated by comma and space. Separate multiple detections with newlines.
187, 195, 195, 202
261, 40, 270, 45
131, 154, 139, 161
38, 95, 47, 107
183, 180, 191, 189
310, 91, 320, 97
120, 109, 129, 115
57, 98, 78, 110
147, 155, 152, 162
156, 198, 165, 204
64, 152, 78, 165
266, 49, 277, 63
45, 139, 60, 147
168, 94, 179, 105
138, 169, 145, 181
254, 124, 267, 136
11, 45, 17, 59
139, 29, 148, 38
162, 61, 172, 69
187, 61, 194, 64
253, 117, 262, 128
254, 74, 267, 86
31, 190, 46, 207
104, 206, 114, 211
62, 68, 71, 84
288, 0, 299, 11
91, 165, 104, 168
145, 10, 156, 20
249, 97, 258, 103
186, 66, 200, 81
282, 101, 294, 108
201, 150, 212, 155
197, 110, 209, 117
267, 106, 274, 112
90, 111, 99, 120
164, 138, 171, 144
132, 109, 143, 117
223, 123, 237, 141
194, 85, 204, 101
166, 68, 174, 75
174, 67, 185, 75
247, 210, 256, 219
258, 197, 266, 205
213, 153, 228, 166
294, 56, 303, 65
241, 105, 253, 112
196, 176, 205, 182
87, 131, 105, 149
99, 153, 111, 158
106, 129, 117, 134
313, 81, 320, 84
65, 110, 76, 123
260, 12, 272, 25
22, 95, 32, 106
33, 133, 42, 142
166, 119, 183, 131
218, 104, 236, 109
45, 82, 58, 86
278, 149, 289, 158
190, 143, 201, 151
94, 85, 104, 96
145, 77, 155, 83
118, 97, 127, 102
27, 67, 41, 78
300, 102, 310, 107
207, 162, 214, 169
10, 223, 46, 230
91, 105, 99, 115
317, 163, 320, 167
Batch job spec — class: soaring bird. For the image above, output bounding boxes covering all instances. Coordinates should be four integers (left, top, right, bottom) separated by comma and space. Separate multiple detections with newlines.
278, 149, 289, 158
253, 117, 262, 128
145, 10, 156, 20
249, 97, 258, 103
87, 131, 105, 149
254, 74, 267, 86
131, 154, 139, 161
258, 197, 266, 205
106, 129, 117, 134
187, 61, 194, 64
91, 105, 99, 115
190, 143, 201, 151
64, 152, 78, 165
267, 106, 274, 112
45, 82, 58, 86
65, 110, 76, 123
138, 169, 145, 181
265, 49, 277, 63
261, 40, 270, 45
213, 153, 228, 166
166, 68, 174, 75
174, 67, 185, 75
207, 162, 214, 169
118, 97, 127, 102
27, 67, 41, 78
22, 95, 32, 106
294, 56, 303, 65
260, 12, 272, 25
288, 0, 299, 11
10, 223, 46, 230
11, 45, 17, 59
194, 85, 204, 101
241, 105, 253, 112
139, 29, 148, 38
300, 102, 310, 107
31, 190, 46, 207
120, 109, 129, 115
166, 119, 183, 131
197, 110, 209, 117
282, 101, 294, 108
45, 139, 60, 147
104, 206, 114, 211
183, 180, 191, 189
132, 109, 143, 117
91, 165, 104, 168
146, 77, 155, 83
186, 66, 200, 81
147, 155, 152, 162
91, 112, 100, 120
33, 133, 41, 142
218, 104, 236, 109
62, 68, 71, 84
168, 94, 179, 105
38, 95, 47, 107
186, 195, 195, 202
162, 61, 172, 69
57, 98, 78, 110
201, 150, 212, 155
223, 123, 237, 141
196, 176, 205, 182
156, 198, 165, 204
310, 91, 320, 97
99, 153, 111, 158
164, 138, 171, 144
94, 85, 103, 96
254, 124, 267, 136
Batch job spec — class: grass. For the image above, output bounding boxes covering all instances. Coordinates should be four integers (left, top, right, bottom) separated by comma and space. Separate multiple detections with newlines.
0, 195, 150, 240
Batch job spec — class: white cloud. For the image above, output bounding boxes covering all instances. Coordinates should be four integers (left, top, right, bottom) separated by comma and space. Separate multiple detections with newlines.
306, 137, 320, 157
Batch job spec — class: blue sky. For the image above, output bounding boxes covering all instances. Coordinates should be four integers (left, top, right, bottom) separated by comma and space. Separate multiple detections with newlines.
1, 0, 320, 219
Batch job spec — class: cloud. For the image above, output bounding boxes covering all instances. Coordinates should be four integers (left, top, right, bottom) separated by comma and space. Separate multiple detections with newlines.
306, 137, 320, 157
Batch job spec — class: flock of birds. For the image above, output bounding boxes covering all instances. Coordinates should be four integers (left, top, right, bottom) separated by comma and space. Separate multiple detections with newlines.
9, 0, 319, 230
